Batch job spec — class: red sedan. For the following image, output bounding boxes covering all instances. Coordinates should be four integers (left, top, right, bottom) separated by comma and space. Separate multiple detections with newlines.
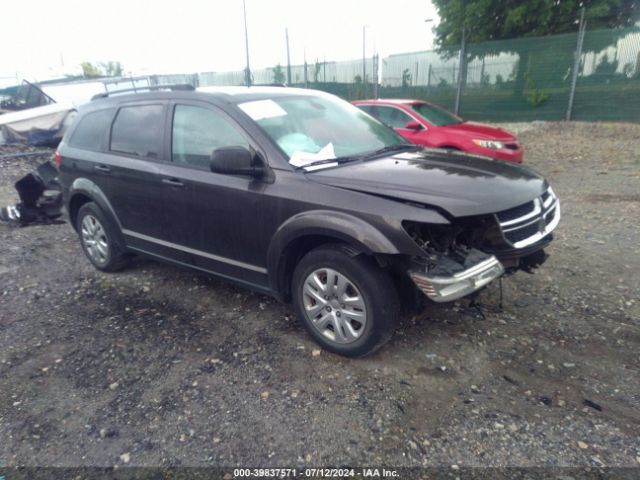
353, 99, 523, 163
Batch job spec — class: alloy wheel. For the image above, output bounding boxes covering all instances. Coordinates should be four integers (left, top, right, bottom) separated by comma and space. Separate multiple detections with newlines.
301, 268, 368, 344
81, 214, 109, 265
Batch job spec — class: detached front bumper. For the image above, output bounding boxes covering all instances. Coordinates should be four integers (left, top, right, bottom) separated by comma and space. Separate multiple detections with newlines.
409, 254, 504, 303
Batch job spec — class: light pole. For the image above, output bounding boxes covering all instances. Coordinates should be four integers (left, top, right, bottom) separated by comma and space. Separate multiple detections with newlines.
242, 0, 251, 86
423, 19, 434, 90
454, 25, 468, 115
567, 7, 586, 121
285, 28, 292, 85
362, 25, 370, 98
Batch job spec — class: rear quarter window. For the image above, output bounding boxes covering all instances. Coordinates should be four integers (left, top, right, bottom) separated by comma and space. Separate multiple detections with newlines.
68, 108, 114, 150
110, 104, 164, 158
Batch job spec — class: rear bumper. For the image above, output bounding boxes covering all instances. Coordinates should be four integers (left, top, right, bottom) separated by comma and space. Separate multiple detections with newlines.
409, 255, 504, 303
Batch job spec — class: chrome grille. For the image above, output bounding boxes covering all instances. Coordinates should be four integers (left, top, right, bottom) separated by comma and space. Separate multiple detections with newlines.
496, 188, 560, 248
496, 201, 537, 224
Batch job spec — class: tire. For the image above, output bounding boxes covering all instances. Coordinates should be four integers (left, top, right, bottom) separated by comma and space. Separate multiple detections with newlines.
76, 202, 129, 272
291, 244, 399, 358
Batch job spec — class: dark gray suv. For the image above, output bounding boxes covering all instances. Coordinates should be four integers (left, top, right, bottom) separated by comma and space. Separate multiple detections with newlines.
56, 86, 560, 357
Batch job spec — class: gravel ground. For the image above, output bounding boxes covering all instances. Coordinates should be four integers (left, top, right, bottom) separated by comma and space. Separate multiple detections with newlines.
0, 122, 639, 471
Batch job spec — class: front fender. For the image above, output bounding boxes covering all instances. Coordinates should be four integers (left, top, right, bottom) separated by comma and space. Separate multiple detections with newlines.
267, 210, 405, 298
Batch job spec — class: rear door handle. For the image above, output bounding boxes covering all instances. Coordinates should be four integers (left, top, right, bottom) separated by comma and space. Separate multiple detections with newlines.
94, 165, 111, 173
162, 178, 184, 188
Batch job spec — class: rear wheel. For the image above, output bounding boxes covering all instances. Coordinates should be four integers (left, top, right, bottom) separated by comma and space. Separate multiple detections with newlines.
292, 245, 399, 357
76, 202, 129, 272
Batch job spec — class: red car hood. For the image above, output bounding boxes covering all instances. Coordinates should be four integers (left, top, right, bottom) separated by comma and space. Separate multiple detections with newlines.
442, 122, 516, 141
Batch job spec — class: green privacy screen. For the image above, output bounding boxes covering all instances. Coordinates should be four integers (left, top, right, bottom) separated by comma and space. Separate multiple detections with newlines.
378, 27, 640, 123
164, 26, 639, 123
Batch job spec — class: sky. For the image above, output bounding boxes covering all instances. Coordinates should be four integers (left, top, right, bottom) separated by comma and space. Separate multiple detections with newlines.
0, 0, 439, 82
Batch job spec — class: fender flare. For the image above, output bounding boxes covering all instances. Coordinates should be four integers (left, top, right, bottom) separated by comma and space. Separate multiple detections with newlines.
266, 210, 400, 298
68, 178, 121, 232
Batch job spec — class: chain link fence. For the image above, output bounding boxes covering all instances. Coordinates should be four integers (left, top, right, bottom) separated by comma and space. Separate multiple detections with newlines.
378, 26, 640, 122
151, 26, 639, 123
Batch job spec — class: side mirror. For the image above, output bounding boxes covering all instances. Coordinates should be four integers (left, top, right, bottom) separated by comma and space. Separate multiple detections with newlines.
405, 120, 422, 131
210, 146, 264, 178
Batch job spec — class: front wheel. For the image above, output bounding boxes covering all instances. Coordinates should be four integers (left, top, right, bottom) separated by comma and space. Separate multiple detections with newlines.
292, 245, 399, 357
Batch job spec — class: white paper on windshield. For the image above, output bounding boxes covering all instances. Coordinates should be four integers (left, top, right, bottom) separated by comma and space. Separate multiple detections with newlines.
394, 151, 423, 160
393, 152, 422, 160
238, 99, 287, 121
289, 143, 336, 168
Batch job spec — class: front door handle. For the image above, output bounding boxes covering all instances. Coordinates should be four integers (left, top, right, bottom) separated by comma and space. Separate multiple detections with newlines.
94, 165, 111, 173
162, 178, 184, 188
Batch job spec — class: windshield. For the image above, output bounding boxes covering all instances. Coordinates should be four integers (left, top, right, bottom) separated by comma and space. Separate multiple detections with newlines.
410, 102, 462, 126
238, 94, 406, 167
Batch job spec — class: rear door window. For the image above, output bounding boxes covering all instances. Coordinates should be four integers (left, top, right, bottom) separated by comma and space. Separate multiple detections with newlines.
68, 108, 114, 150
171, 104, 249, 170
110, 104, 164, 158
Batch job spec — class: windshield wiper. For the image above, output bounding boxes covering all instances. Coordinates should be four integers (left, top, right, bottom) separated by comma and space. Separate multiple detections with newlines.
366, 144, 423, 157
295, 144, 421, 171
294, 156, 363, 170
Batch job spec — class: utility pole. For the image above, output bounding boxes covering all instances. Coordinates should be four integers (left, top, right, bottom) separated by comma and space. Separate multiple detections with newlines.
424, 18, 434, 92
285, 28, 292, 85
454, 25, 466, 115
372, 54, 379, 98
304, 49, 308, 88
362, 26, 367, 98
566, 7, 586, 121
242, 0, 252, 86
323, 56, 326, 83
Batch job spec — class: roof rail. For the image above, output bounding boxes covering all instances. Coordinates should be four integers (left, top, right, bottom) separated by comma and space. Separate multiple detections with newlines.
91, 84, 195, 101
252, 83, 287, 87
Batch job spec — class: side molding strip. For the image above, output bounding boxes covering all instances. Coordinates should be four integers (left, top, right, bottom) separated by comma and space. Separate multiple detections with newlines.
122, 229, 268, 274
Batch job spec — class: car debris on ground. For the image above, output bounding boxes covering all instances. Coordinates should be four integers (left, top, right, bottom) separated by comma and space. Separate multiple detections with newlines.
0, 149, 62, 226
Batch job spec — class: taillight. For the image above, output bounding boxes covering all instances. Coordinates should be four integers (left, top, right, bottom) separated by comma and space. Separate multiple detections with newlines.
54, 150, 62, 168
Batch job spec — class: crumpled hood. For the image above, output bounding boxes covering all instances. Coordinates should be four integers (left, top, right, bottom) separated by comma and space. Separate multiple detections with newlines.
306, 150, 547, 217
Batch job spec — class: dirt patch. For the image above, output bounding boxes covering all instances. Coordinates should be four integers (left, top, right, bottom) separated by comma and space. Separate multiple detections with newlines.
587, 193, 640, 203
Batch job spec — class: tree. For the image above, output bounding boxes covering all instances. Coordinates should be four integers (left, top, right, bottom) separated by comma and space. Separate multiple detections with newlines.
350, 74, 364, 99
313, 60, 322, 83
81, 61, 123, 78
432, 0, 639, 95
433, 0, 638, 46
272, 64, 286, 84
594, 53, 619, 75
101, 61, 123, 77
81, 62, 102, 78
401, 68, 412, 88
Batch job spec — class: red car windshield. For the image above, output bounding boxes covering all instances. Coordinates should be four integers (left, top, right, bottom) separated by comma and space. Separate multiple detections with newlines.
410, 102, 462, 127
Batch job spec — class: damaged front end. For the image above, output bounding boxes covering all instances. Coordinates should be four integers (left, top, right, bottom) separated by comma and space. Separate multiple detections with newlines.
409, 249, 504, 303
403, 209, 553, 303
404, 219, 505, 302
